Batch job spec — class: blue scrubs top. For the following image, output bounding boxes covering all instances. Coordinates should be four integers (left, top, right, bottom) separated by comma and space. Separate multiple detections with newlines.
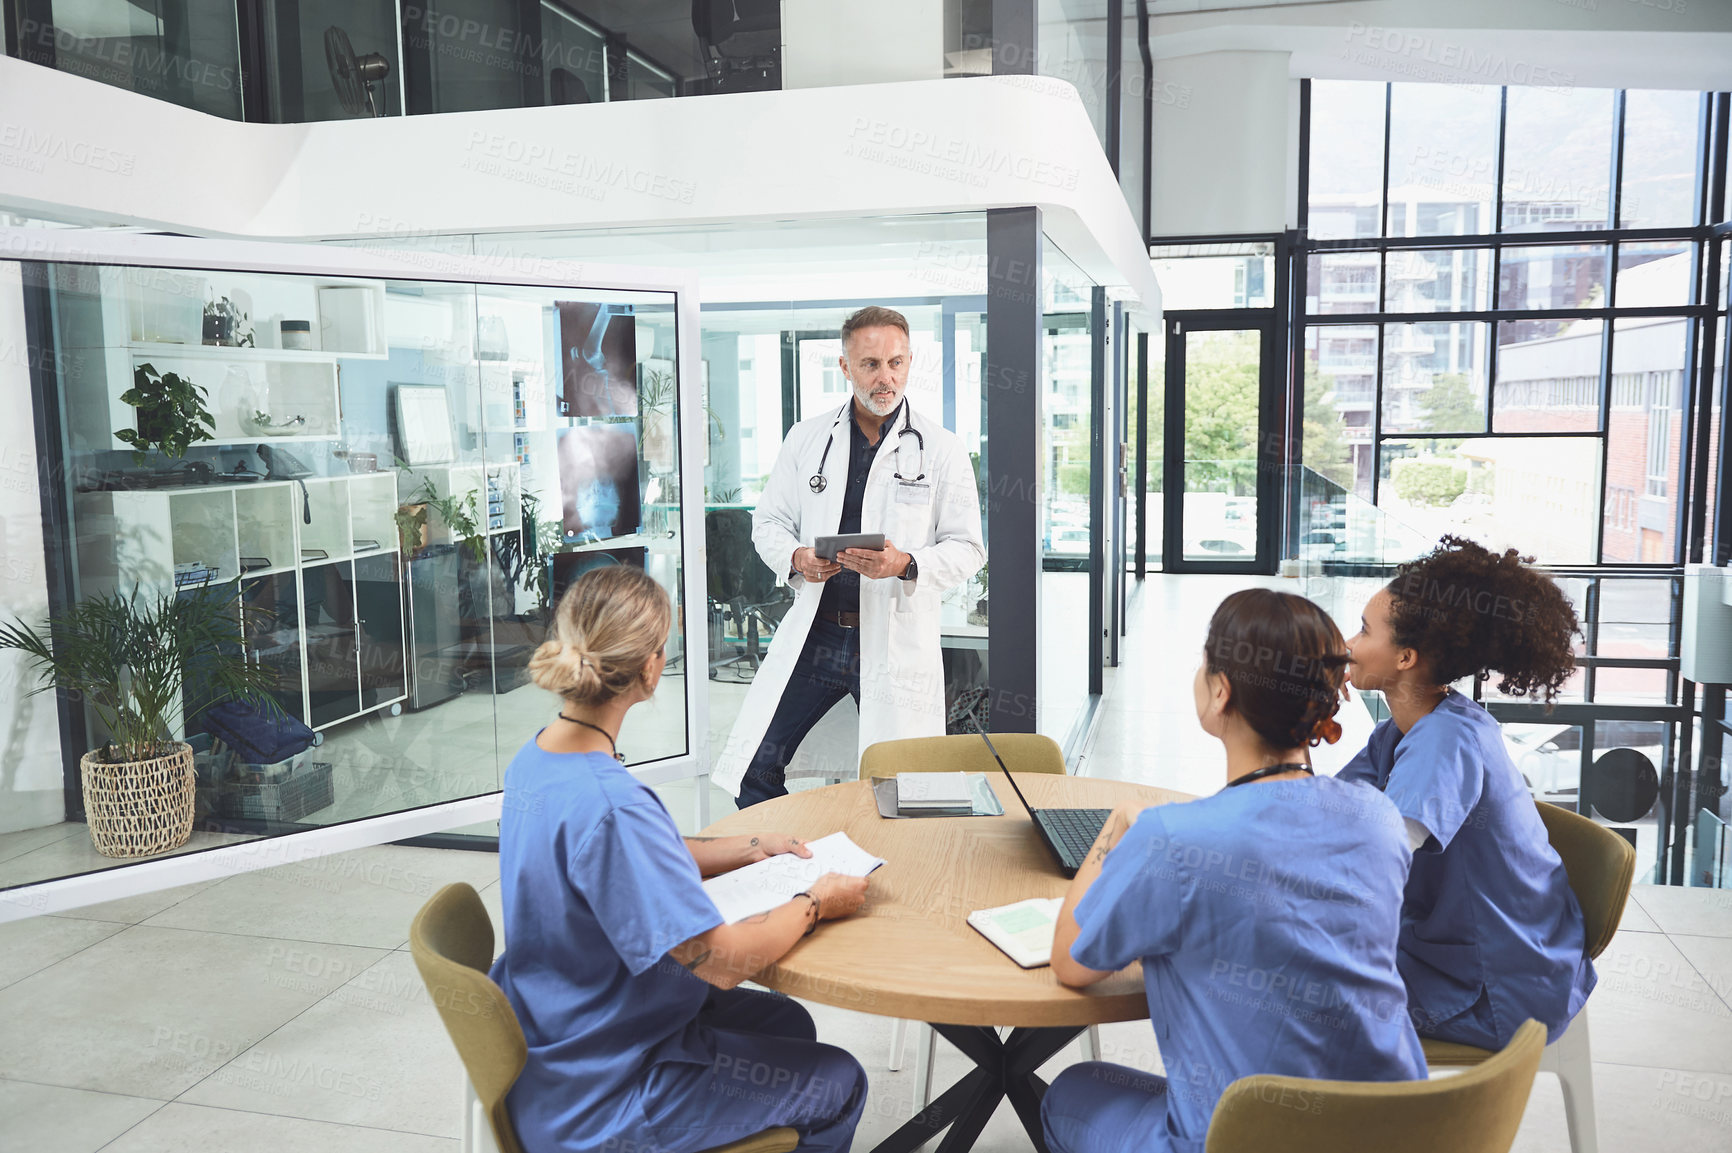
1071, 777, 1425, 1153
490, 738, 724, 1153
1339, 690, 1595, 1046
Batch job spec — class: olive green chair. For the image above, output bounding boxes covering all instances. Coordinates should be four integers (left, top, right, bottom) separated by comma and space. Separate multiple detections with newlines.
1206, 1019, 1547, 1152
1415, 801, 1634, 1153
410, 883, 800, 1153
858, 733, 1094, 1107
860, 731, 1068, 780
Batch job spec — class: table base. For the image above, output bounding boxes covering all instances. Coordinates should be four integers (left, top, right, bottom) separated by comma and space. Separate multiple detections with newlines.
869, 1024, 1080, 1153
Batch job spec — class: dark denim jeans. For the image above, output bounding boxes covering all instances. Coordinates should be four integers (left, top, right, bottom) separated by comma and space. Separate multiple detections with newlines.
735, 618, 861, 809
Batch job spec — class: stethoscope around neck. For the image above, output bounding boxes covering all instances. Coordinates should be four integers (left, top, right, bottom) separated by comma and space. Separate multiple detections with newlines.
808, 401, 925, 493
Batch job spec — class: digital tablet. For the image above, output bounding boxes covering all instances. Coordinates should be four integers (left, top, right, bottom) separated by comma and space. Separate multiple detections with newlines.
814, 533, 885, 561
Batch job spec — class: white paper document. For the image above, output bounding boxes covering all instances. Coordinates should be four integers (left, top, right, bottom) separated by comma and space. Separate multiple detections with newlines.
701, 831, 886, 925
896, 771, 972, 808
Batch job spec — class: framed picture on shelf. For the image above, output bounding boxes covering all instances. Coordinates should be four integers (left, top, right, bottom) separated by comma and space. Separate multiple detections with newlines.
393, 384, 455, 465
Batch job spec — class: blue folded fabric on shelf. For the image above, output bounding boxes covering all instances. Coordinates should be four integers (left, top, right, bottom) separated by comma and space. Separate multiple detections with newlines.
201, 698, 315, 766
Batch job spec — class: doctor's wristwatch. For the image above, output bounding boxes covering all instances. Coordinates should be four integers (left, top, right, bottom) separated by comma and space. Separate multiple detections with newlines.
899, 556, 918, 582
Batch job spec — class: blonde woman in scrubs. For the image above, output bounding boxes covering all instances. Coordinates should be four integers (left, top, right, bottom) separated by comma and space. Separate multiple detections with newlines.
491, 565, 871, 1153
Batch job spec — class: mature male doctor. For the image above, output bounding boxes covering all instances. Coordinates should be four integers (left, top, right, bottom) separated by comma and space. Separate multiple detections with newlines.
715, 307, 984, 808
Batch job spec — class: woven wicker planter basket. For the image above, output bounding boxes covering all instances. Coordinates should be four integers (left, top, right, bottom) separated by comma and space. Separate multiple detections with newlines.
79, 743, 196, 858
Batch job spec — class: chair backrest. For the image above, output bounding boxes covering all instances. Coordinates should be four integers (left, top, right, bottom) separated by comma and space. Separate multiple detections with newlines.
706, 507, 785, 606
1204, 1019, 1546, 1153
409, 883, 528, 1153
1535, 800, 1636, 960
705, 509, 752, 603
859, 732, 1066, 779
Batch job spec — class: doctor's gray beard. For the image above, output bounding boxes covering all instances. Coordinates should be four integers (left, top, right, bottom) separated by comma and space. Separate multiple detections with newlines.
852, 381, 901, 418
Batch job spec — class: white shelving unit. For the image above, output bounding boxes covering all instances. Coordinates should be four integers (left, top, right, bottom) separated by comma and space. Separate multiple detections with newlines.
73, 474, 408, 736
69, 268, 387, 455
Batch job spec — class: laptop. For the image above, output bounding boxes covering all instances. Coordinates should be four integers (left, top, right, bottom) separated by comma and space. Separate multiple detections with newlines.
976, 732, 1112, 878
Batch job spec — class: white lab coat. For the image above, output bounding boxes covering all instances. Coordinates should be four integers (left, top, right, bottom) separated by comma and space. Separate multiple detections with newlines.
712, 400, 985, 796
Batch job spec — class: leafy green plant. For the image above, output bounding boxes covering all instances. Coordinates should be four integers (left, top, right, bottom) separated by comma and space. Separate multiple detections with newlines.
0, 587, 278, 764
1302, 376, 1355, 490
203, 295, 254, 348
1414, 372, 1481, 453
639, 366, 674, 410
248, 410, 307, 432
520, 490, 567, 614
1390, 458, 1467, 507
393, 501, 428, 558
407, 478, 485, 562
116, 363, 216, 464
640, 366, 725, 442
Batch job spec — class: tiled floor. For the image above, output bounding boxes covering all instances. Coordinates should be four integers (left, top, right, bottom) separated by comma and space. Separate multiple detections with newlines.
2, 574, 1730, 1151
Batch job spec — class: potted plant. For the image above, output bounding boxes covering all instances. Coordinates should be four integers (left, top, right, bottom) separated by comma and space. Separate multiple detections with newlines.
639, 365, 725, 469
404, 477, 486, 562
0, 587, 279, 857
116, 362, 216, 464
518, 490, 569, 621
968, 559, 989, 627
202, 294, 255, 347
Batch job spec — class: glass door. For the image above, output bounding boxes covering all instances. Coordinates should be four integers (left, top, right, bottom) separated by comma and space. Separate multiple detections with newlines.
1162, 313, 1279, 573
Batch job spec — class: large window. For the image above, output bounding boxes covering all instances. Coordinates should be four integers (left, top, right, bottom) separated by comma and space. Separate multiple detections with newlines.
1299, 78, 1730, 886
9, 0, 720, 121
1301, 80, 1713, 569
10, 0, 246, 119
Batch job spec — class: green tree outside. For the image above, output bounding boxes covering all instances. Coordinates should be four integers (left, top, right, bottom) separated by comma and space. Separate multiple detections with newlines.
1301, 366, 1354, 490
1179, 330, 1259, 495
1390, 457, 1467, 506
1415, 371, 1482, 451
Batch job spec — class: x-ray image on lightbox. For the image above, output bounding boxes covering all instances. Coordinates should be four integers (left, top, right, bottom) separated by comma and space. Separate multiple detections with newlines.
557, 302, 638, 418
556, 422, 641, 542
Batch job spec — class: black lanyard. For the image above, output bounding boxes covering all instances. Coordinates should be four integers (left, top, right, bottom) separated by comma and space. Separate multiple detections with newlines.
1224, 762, 1314, 788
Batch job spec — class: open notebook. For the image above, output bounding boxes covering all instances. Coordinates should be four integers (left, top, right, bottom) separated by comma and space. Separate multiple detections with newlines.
967, 897, 1063, 969
700, 831, 886, 924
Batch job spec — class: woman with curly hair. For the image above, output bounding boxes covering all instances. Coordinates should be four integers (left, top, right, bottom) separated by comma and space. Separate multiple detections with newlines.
1341, 535, 1594, 1050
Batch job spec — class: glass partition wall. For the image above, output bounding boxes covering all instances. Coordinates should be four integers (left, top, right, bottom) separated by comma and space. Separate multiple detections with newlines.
0, 233, 701, 902
1040, 237, 1097, 746
452, 215, 1005, 800
424, 213, 1117, 793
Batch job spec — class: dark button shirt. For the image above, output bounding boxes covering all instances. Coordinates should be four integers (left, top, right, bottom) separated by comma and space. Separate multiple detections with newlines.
818, 403, 899, 616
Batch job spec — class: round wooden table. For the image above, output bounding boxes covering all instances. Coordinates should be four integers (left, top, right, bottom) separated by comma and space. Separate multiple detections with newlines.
702, 773, 1195, 1153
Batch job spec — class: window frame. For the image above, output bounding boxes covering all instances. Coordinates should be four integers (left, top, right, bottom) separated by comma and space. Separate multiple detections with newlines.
1297, 81, 1722, 572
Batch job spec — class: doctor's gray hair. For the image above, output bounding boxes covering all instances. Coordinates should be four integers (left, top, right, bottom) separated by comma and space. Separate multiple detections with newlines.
841, 306, 910, 351
530, 566, 671, 705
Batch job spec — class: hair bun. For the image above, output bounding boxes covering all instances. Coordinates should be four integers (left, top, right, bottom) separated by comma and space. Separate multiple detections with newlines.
529, 566, 674, 707
1311, 717, 1343, 746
